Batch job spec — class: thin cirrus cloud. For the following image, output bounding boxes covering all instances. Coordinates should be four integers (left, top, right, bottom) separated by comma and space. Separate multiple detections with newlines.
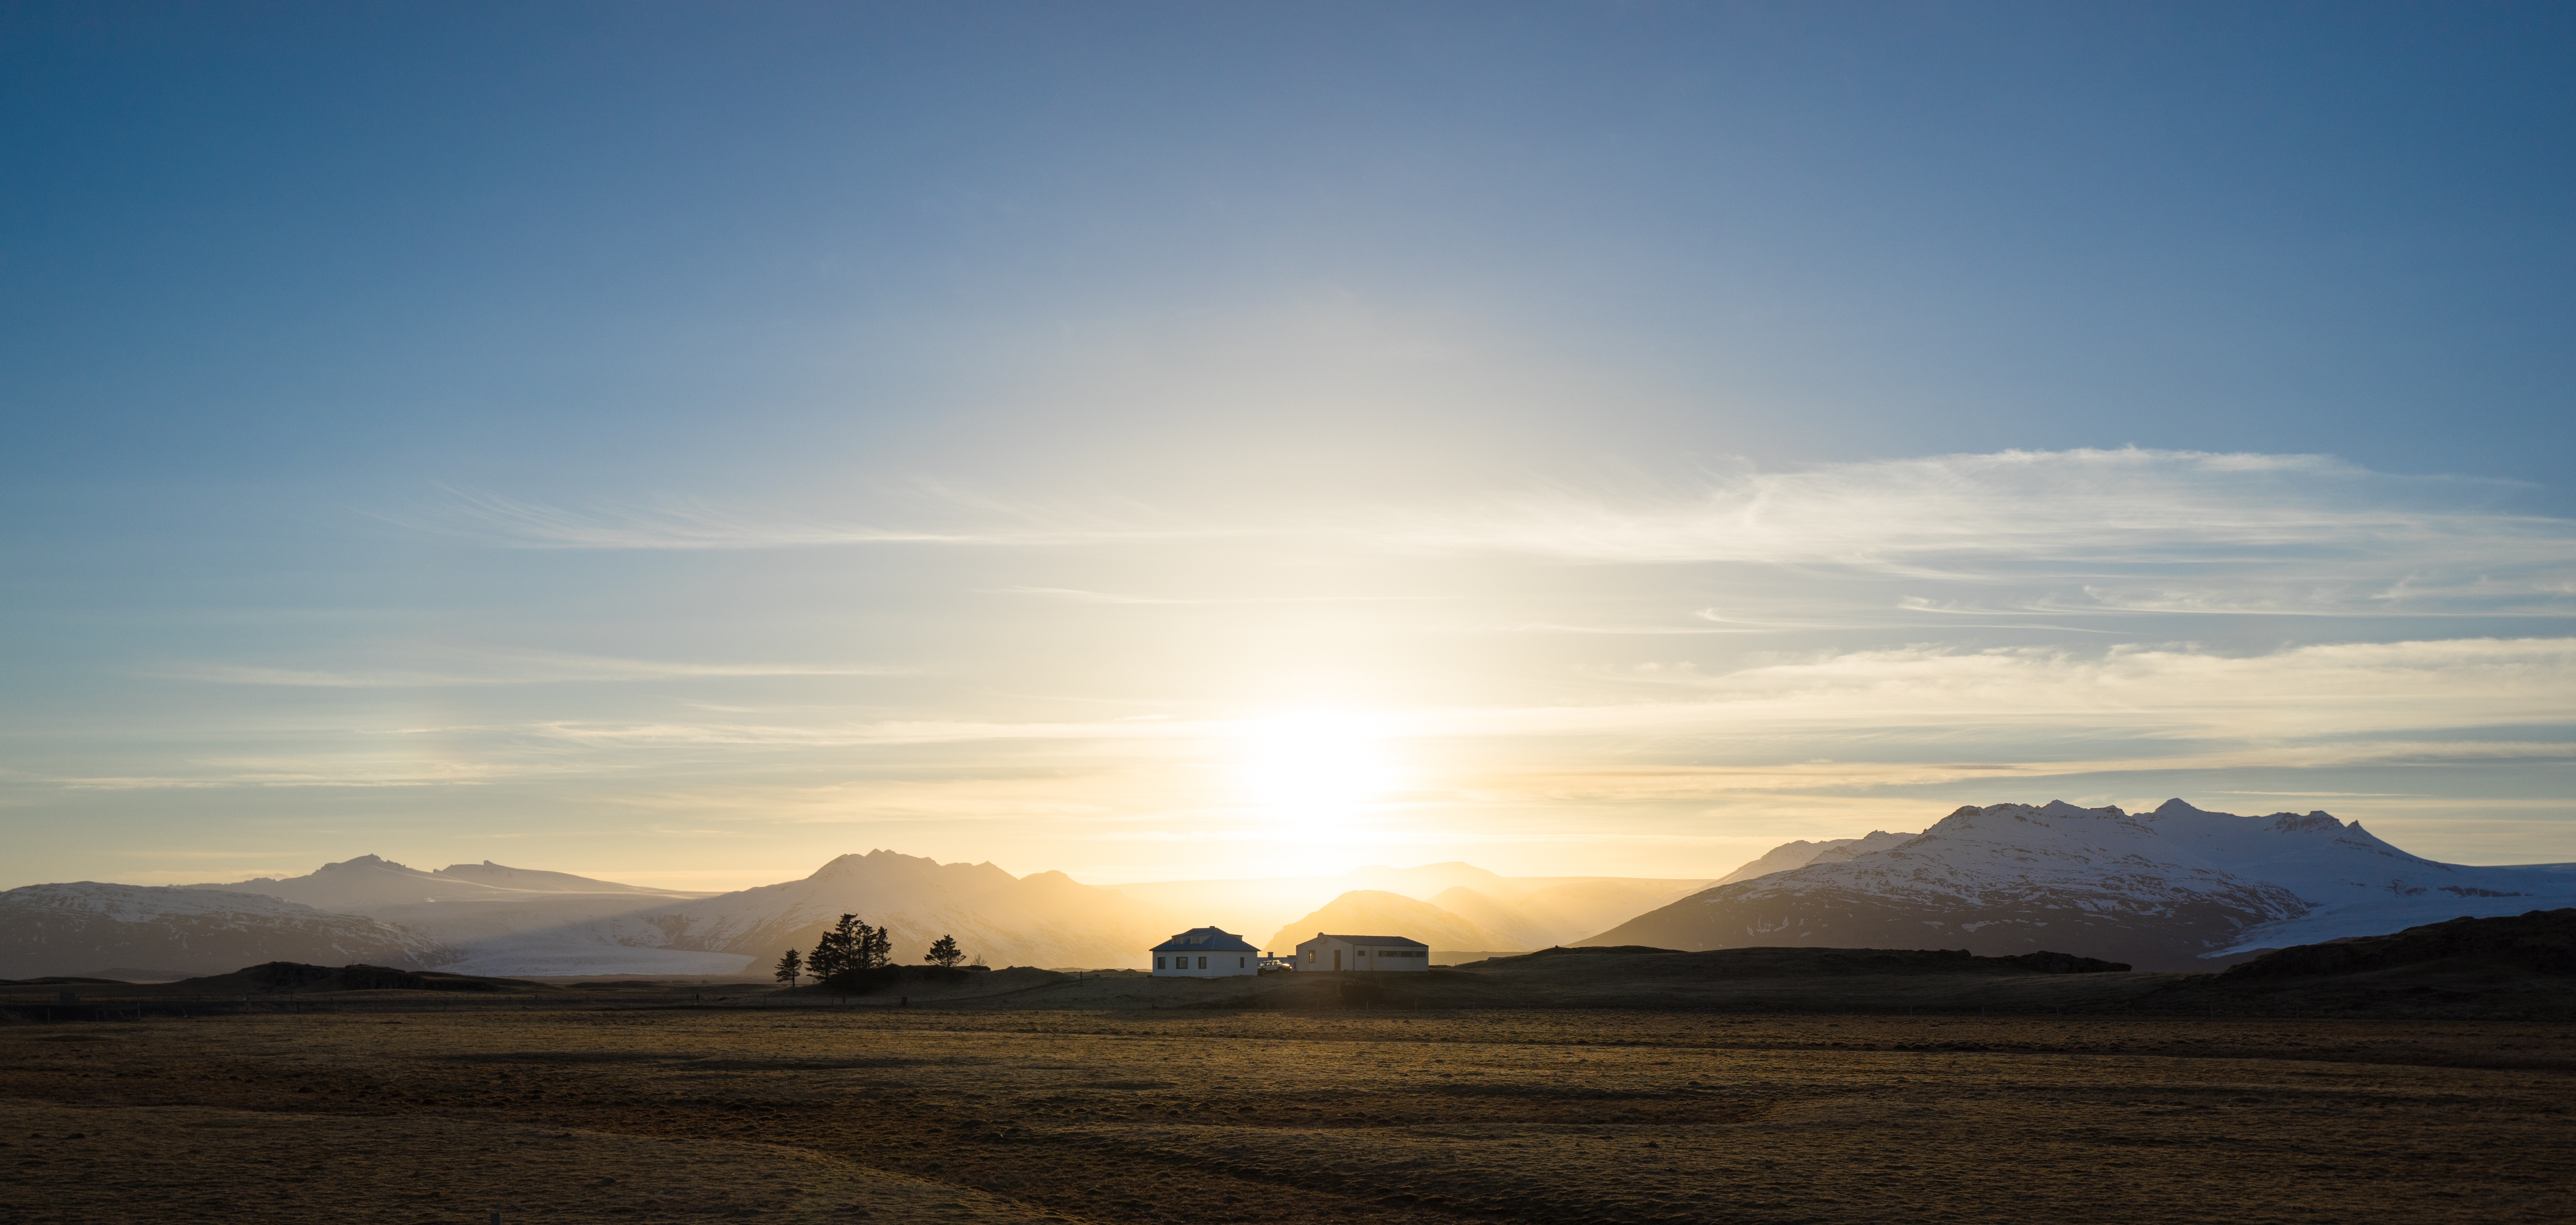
1373, 451, 2576, 617
482, 636, 2576, 764
48, 636, 2576, 836
1380, 449, 2561, 564
387, 484, 1228, 550
394, 450, 2576, 618
148, 652, 906, 688
1571, 636, 2576, 741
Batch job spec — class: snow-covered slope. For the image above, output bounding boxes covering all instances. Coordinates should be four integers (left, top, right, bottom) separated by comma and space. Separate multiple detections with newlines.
1584, 799, 2576, 971
432, 861, 698, 895
1709, 830, 1918, 887
192, 855, 716, 950
437, 849, 1179, 975
0, 883, 452, 979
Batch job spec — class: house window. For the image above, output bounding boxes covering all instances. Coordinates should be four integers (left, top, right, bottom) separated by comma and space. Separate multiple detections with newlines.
1196, 956, 1207, 969
1154, 957, 1165, 969
1238, 957, 1246, 968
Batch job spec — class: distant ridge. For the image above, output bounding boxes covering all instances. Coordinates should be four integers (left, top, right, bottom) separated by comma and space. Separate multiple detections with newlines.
1586, 799, 2576, 971
191, 855, 705, 909
0, 883, 452, 980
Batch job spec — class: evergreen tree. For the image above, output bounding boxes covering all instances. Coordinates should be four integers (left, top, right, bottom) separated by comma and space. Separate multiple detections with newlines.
863, 923, 893, 970
810, 913, 861, 981
773, 947, 802, 988
926, 934, 962, 968
807, 931, 835, 980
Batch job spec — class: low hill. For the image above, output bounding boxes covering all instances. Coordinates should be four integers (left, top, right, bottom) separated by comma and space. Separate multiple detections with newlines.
172, 961, 553, 994
2130, 908, 2576, 1019
2224, 906, 2575, 978
888, 913, 2576, 1019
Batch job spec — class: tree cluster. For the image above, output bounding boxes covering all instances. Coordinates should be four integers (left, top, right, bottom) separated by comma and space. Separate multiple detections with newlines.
779, 920, 974, 993
807, 913, 892, 982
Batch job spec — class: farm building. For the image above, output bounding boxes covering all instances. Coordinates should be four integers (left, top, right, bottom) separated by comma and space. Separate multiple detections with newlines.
1295, 932, 1429, 972
1151, 926, 1259, 977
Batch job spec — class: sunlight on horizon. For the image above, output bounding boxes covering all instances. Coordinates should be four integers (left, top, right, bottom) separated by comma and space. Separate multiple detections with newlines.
1234, 709, 1403, 842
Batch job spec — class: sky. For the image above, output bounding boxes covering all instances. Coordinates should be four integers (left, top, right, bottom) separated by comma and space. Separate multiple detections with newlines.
3, 2, 2572, 892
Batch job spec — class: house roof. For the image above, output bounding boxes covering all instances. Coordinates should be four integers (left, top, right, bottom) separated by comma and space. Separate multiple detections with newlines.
1152, 926, 1257, 953
1300, 933, 1430, 948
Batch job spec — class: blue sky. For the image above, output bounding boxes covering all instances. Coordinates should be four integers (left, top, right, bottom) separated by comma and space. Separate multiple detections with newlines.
3, 2, 2572, 890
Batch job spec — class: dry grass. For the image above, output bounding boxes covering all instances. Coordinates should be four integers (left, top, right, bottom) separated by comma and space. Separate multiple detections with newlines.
3, 1007, 2571, 1223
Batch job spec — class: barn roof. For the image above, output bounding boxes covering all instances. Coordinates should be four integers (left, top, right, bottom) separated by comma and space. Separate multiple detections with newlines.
1302, 933, 1430, 948
1152, 926, 1257, 952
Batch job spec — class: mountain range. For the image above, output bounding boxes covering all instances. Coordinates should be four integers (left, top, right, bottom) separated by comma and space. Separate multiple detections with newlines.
1588, 799, 2576, 970
0, 850, 1711, 978
0, 882, 453, 980
6, 798, 2569, 978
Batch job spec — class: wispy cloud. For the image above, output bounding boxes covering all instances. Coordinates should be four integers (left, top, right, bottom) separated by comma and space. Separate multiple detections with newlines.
465, 636, 2576, 774
1382, 448, 2548, 561
387, 484, 1230, 550
1375, 449, 2576, 618
149, 651, 907, 688
389, 450, 2576, 618
987, 586, 1430, 606
1560, 636, 2576, 737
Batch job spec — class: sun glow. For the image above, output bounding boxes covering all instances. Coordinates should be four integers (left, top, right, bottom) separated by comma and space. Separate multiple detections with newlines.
1237, 709, 1398, 821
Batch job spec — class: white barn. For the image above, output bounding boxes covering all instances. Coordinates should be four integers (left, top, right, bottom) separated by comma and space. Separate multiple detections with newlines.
1152, 926, 1259, 977
1294, 932, 1430, 972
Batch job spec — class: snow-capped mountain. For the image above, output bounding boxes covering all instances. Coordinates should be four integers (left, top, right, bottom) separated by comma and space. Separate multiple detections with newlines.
1708, 830, 1919, 887
189, 855, 721, 969
194, 855, 700, 909
1585, 799, 2576, 970
0, 883, 453, 980
437, 849, 1179, 976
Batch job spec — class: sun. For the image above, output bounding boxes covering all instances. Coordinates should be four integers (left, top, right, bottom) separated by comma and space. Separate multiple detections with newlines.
1237, 709, 1397, 819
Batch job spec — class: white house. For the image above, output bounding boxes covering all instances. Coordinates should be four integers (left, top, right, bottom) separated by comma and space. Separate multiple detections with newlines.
1152, 926, 1260, 977
1294, 932, 1430, 972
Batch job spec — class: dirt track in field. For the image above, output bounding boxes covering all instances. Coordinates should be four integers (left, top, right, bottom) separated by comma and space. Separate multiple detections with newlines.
4, 1008, 2572, 1224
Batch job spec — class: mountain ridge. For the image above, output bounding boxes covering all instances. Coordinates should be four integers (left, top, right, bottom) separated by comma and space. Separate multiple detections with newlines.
0, 882, 454, 979
1588, 799, 2576, 969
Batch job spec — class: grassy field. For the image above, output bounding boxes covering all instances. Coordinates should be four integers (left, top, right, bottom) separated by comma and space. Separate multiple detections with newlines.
4, 1002, 2571, 1224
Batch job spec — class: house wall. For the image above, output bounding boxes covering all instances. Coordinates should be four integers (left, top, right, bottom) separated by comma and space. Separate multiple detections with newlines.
1293, 936, 1431, 971
1150, 949, 1257, 977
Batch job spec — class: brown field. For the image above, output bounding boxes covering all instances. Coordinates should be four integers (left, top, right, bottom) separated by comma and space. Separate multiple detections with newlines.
4, 999, 2572, 1225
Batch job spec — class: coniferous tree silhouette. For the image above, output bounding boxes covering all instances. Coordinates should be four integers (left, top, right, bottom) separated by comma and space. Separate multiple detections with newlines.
862, 923, 892, 970
926, 934, 962, 968
810, 913, 864, 981
774, 947, 802, 987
